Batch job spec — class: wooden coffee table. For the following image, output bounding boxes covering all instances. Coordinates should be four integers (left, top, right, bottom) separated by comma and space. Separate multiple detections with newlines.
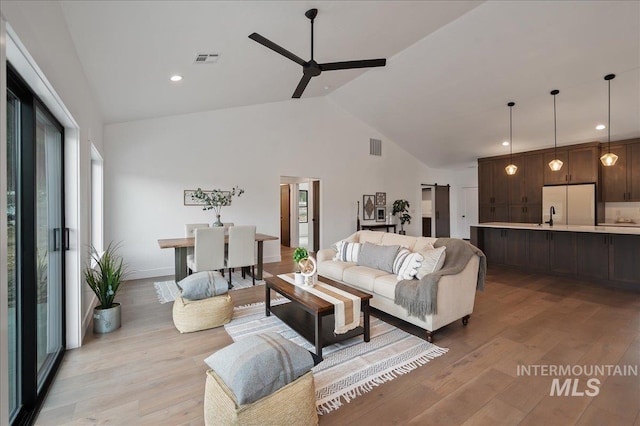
265, 274, 372, 360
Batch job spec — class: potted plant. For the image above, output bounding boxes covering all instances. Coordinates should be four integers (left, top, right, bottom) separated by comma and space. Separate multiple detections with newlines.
392, 199, 412, 235
192, 186, 245, 227
84, 242, 128, 334
292, 247, 309, 285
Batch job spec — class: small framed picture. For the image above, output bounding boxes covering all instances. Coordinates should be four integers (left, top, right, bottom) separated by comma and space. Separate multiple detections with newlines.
363, 195, 375, 220
376, 192, 386, 206
376, 206, 386, 222
184, 189, 210, 206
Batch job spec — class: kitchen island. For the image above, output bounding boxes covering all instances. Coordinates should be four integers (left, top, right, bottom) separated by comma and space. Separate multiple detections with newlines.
471, 222, 640, 290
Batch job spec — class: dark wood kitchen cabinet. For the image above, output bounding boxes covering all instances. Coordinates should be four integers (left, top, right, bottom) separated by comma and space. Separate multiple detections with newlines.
602, 139, 640, 202
544, 144, 599, 185
479, 158, 511, 222
609, 234, 640, 284
508, 153, 543, 223
471, 226, 640, 291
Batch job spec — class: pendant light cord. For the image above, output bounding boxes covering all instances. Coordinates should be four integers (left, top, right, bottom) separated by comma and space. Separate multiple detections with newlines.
553, 93, 557, 157
509, 104, 513, 160
608, 77, 611, 151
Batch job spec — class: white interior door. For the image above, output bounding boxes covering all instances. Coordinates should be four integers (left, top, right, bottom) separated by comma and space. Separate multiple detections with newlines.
459, 187, 478, 239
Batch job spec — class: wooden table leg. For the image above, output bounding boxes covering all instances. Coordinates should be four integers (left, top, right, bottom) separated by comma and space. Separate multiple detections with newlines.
363, 300, 371, 342
174, 247, 187, 282
265, 285, 271, 317
315, 314, 323, 360
256, 241, 264, 280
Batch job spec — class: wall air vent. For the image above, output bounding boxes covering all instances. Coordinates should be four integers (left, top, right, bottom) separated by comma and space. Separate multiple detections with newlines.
194, 53, 220, 64
370, 138, 382, 156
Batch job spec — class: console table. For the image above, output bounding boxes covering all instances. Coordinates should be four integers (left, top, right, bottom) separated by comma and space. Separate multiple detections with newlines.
359, 224, 396, 233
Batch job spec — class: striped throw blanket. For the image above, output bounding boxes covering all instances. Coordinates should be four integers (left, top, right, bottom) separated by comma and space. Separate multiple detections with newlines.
277, 274, 361, 334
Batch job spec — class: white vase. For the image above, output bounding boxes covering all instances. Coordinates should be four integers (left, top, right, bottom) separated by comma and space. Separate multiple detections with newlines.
294, 272, 305, 285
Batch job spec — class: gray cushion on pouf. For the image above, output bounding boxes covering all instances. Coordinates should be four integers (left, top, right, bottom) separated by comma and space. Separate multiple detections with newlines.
177, 271, 228, 300
204, 332, 314, 405
357, 242, 400, 273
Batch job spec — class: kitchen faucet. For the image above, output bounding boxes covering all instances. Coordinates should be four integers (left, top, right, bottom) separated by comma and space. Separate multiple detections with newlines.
545, 206, 555, 227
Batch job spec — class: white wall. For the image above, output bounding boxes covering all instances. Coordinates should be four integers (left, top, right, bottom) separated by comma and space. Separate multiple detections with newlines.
104, 97, 429, 278
1, 1, 104, 350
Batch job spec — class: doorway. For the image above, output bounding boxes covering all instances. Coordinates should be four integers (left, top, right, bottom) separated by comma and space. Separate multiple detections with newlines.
458, 187, 479, 240
279, 177, 320, 252
421, 184, 451, 237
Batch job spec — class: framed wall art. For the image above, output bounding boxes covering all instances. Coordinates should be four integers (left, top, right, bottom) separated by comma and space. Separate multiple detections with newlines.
184, 189, 212, 206
362, 195, 375, 220
376, 192, 386, 206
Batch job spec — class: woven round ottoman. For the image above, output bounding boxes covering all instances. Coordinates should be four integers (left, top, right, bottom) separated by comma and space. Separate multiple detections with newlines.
172, 293, 233, 333
204, 369, 317, 426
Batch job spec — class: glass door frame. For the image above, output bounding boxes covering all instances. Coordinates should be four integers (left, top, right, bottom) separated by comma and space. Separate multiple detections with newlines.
7, 63, 66, 425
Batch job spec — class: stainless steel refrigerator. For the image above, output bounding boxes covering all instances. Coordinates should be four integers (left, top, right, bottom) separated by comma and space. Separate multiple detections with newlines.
542, 184, 596, 226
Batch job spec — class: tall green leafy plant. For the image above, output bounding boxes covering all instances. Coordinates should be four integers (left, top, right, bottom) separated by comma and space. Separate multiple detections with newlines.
84, 243, 128, 309
392, 199, 412, 233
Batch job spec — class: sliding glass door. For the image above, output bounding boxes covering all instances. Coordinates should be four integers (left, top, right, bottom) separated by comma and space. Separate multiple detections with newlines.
7, 64, 65, 424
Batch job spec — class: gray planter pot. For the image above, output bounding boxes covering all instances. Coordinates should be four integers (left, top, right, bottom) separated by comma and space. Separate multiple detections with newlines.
93, 303, 121, 334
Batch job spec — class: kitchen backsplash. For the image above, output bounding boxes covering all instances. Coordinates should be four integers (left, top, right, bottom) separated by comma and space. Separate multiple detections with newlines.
604, 202, 640, 224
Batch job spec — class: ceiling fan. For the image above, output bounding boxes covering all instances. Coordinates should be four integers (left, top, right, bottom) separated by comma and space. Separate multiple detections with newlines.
249, 8, 387, 99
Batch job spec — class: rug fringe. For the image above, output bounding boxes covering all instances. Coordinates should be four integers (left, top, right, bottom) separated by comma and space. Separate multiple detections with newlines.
316, 346, 448, 415
234, 297, 287, 311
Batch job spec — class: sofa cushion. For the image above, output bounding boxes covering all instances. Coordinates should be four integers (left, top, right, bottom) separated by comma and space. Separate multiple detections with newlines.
416, 246, 447, 279
317, 260, 356, 282
393, 249, 424, 280
413, 237, 438, 252
177, 271, 228, 300
357, 230, 384, 245
381, 233, 418, 251
357, 243, 400, 273
204, 332, 313, 405
342, 266, 389, 292
373, 274, 398, 300
333, 241, 361, 262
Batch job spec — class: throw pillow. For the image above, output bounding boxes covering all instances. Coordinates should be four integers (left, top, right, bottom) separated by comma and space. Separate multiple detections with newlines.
393, 249, 424, 280
333, 241, 362, 262
204, 332, 313, 405
357, 243, 400, 273
177, 271, 228, 300
416, 246, 447, 279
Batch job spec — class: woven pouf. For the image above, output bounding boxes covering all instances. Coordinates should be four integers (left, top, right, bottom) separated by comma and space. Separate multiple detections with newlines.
172, 293, 233, 333
204, 369, 318, 426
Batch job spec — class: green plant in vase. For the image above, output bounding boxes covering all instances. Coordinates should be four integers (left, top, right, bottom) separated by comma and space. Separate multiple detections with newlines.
84, 242, 128, 333
193, 186, 245, 227
392, 199, 412, 235
293, 247, 309, 284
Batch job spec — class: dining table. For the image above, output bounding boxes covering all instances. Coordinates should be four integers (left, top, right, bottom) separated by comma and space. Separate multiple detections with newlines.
157, 233, 279, 282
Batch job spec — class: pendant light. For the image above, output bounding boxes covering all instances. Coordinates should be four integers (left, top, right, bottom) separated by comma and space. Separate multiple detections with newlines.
600, 74, 618, 166
548, 89, 564, 171
505, 102, 518, 175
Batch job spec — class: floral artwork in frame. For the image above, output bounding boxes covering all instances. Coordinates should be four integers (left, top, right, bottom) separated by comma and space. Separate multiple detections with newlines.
363, 195, 375, 220
376, 192, 386, 207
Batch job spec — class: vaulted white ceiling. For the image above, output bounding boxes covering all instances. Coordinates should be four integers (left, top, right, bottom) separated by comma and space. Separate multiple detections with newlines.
60, 0, 640, 168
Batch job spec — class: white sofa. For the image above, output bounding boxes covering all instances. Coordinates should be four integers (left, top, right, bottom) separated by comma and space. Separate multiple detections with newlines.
317, 231, 482, 341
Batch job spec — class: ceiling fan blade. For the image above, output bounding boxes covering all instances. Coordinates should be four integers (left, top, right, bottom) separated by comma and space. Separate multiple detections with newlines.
248, 33, 306, 66
319, 58, 386, 71
292, 74, 313, 98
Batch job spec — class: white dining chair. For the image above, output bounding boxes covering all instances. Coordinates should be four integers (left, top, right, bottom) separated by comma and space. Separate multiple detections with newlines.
184, 223, 210, 275
226, 225, 256, 287
187, 227, 225, 275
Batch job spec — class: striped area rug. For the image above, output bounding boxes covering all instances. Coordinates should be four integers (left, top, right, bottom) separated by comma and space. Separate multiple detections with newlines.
224, 302, 448, 415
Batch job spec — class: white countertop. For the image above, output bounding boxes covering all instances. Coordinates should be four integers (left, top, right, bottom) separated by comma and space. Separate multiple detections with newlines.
474, 222, 640, 235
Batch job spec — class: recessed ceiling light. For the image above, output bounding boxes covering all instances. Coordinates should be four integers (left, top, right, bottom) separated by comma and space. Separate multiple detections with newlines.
596, 124, 606, 130
170, 75, 183, 82
502, 141, 509, 146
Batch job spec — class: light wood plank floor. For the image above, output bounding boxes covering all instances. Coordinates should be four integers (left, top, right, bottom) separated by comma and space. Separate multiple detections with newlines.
36, 247, 640, 425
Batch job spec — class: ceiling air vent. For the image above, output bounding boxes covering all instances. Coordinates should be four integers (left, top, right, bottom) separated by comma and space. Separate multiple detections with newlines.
370, 138, 382, 156
194, 53, 220, 64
